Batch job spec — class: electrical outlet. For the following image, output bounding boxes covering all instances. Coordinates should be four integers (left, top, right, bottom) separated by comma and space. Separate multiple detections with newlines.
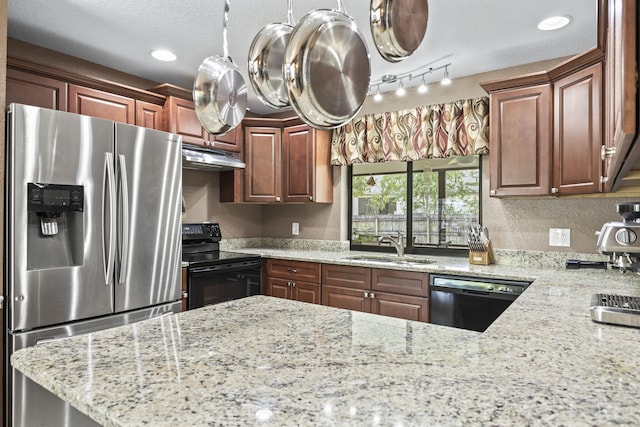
292, 222, 300, 236
549, 228, 570, 247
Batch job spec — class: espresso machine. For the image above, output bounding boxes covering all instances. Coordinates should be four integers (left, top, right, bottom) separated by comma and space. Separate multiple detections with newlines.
595, 202, 640, 273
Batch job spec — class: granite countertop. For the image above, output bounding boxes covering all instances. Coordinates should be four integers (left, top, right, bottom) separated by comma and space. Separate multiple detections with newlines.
11, 249, 640, 426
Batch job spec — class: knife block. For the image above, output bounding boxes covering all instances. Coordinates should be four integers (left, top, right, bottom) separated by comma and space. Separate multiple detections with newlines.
468, 239, 495, 265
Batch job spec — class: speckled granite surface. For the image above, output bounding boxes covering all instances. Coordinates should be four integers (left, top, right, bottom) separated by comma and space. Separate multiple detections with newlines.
11, 249, 640, 426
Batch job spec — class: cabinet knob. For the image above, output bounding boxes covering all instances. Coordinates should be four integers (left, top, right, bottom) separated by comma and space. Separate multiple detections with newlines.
0, 295, 3, 309
287, 268, 298, 274
275, 196, 281, 202
364, 292, 369, 298
309, 196, 313, 201
370, 292, 375, 299
551, 187, 559, 194
182, 292, 188, 299
490, 189, 497, 196
291, 282, 296, 287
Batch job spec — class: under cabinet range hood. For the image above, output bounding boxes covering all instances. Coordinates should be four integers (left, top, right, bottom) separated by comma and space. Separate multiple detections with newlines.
182, 145, 246, 171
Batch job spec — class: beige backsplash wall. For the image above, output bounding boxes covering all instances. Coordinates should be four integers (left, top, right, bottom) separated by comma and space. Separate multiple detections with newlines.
182, 169, 262, 237
480, 156, 640, 253
183, 57, 640, 254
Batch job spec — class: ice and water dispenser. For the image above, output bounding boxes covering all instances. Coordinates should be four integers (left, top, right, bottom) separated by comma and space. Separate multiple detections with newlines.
27, 183, 84, 270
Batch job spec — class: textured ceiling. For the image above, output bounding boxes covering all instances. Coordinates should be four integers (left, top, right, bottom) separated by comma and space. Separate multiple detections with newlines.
8, 0, 598, 115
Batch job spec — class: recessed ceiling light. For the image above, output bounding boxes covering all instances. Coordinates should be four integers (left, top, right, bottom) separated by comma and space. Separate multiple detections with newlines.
150, 49, 177, 62
537, 15, 572, 31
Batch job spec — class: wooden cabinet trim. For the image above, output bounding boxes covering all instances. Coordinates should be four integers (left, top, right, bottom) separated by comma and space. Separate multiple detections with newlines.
370, 292, 430, 323
7, 68, 68, 111
68, 85, 136, 124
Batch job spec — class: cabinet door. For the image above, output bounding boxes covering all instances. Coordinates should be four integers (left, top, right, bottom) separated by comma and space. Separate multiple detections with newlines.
321, 264, 371, 290
7, 68, 67, 110
489, 85, 552, 197
602, 0, 637, 191
370, 292, 429, 323
68, 85, 135, 123
266, 259, 321, 283
135, 101, 163, 130
322, 285, 370, 313
211, 125, 242, 153
266, 277, 292, 300
292, 281, 321, 305
283, 124, 314, 202
165, 96, 208, 147
371, 269, 429, 297
553, 62, 603, 195
244, 127, 282, 202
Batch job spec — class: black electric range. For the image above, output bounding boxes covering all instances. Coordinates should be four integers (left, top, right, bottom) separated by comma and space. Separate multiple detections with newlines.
182, 223, 262, 309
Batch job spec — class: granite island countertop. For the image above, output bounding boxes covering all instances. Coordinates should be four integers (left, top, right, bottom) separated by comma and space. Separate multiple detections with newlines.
11, 250, 640, 426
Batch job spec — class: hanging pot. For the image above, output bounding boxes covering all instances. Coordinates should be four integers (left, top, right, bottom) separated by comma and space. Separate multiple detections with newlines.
247, 0, 295, 109
370, 0, 429, 62
193, 0, 247, 135
284, 0, 371, 130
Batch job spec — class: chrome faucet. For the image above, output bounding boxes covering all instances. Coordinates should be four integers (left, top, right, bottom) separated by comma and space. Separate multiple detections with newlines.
378, 231, 404, 257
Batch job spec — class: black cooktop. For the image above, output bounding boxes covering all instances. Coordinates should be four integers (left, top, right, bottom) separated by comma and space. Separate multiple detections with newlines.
182, 250, 261, 267
181, 223, 261, 268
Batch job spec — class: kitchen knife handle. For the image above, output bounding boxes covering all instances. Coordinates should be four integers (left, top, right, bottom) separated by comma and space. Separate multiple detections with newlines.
118, 154, 130, 285
103, 153, 116, 285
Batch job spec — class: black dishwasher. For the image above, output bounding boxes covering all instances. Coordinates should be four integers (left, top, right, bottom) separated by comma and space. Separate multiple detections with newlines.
429, 274, 530, 332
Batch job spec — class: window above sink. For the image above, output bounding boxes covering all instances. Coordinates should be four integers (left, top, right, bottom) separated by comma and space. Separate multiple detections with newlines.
349, 156, 481, 257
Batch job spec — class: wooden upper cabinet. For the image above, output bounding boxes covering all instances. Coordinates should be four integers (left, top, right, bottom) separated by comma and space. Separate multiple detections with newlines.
553, 62, 603, 195
211, 126, 242, 153
244, 126, 282, 202
164, 96, 208, 147
602, 0, 638, 190
68, 85, 135, 123
7, 68, 68, 110
488, 84, 552, 197
135, 101, 163, 130
282, 125, 332, 203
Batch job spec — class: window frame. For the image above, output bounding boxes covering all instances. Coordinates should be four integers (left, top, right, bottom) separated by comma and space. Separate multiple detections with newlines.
348, 159, 482, 258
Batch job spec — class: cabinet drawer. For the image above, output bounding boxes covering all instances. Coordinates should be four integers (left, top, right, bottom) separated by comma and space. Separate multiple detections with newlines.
321, 264, 371, 290
266, 259, 321, 283
371, 269, 429, 297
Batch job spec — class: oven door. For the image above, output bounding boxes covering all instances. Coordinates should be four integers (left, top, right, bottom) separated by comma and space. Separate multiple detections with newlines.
187, 260, 262, 309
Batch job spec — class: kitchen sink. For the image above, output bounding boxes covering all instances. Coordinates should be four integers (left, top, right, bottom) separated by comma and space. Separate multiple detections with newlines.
342, 255, 435, 265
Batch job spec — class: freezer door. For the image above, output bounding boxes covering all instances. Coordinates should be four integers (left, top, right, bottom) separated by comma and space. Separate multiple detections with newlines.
6, 104, 115, 331
7, 302, 180, 427
114, 123, 182, 312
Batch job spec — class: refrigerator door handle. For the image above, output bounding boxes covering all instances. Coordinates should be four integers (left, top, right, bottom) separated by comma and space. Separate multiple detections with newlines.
103, 152, 117, 285
118, 154, 130, 285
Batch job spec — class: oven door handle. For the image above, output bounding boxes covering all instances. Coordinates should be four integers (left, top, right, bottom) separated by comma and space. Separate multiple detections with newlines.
188, 261, 262, 274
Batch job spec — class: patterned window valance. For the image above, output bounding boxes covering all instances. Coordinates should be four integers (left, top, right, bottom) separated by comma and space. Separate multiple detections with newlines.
330, 96, 490, 165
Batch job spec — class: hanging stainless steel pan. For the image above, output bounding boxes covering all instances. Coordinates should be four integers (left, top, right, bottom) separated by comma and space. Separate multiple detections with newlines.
193, 0, 247, 135
247, 0, 295, 109
284, 0, 370, 130
370, 0, 429, 62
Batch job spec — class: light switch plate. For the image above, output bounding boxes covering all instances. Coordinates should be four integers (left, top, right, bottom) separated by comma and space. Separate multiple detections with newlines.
549, 228, 570, 247
292, 222, 300, 236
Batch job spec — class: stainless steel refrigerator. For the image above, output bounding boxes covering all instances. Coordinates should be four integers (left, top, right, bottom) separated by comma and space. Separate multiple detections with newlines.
3, 103, 183, 427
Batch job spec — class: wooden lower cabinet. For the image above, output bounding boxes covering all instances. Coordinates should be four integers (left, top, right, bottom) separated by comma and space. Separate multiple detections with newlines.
321, 285, 370, 312
321, 264, 430, 323
267, 277, 321, 304
265, 259, 322, 304
370, 292, 429, 323
181, 267, 188, 312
